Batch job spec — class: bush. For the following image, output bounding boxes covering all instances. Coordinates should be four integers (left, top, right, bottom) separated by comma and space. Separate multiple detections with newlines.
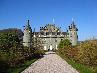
32, 36, 45, 58
58, 39, 71, 49
0, 30, 45, 73
0, 33, 34, 69
0, 55, 9, 73
57, 39, 97, 73
58, 39, 97, 66
76, 40, 97, 66
57, 39, 72, 57
58, 45, 79, 61
32, 48, 45, 58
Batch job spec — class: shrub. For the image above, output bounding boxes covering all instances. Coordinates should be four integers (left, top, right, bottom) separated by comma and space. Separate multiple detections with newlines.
32, 36, 45, 58
76, 40, 97, 66
57, 39, 72, 57
0, 59, 9, 73
33, 48, 45, 58
58, 39, 71, 49
58, 39, 97, 66
0, 30, 45, 73
65, 46, 79, 60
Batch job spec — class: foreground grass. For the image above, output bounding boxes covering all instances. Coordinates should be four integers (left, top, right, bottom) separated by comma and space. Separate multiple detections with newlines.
57, 53, 95, 73
8, 58, 37, 73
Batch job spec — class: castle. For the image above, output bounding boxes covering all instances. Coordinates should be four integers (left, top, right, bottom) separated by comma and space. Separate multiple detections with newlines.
23, 20, 78, 50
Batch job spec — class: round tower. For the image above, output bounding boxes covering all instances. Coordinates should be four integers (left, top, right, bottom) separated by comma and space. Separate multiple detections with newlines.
23, 20, 32, 47
68, 20, 78, 46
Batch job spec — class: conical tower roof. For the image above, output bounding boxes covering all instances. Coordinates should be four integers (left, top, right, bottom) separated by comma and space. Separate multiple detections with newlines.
25, 20, 32, 32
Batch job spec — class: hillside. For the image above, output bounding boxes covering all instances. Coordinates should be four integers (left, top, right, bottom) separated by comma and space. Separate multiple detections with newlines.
0, 28, 23, 41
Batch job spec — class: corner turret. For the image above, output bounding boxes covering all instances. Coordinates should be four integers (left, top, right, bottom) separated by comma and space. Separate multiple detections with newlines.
68, 20, 78, 46
23, 20, 32, 47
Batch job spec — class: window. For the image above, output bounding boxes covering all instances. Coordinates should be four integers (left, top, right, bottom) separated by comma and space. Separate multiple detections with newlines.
57, 32, 60, 35
52, 32, 55, 35
41, 32, 44, 35
46, 32, 49, 35
55, 39, 57, 42
61, 39, 63, 41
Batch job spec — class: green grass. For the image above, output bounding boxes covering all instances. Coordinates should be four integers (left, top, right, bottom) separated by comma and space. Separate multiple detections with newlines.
58, 54, 94, 73
8, 58, 37, 73
66, 59, 93, 73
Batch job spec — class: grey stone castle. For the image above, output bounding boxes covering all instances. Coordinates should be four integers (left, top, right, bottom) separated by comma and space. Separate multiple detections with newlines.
23, 20, 78, 50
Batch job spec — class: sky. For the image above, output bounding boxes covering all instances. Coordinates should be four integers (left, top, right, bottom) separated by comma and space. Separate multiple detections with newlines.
0, 0, 97, 41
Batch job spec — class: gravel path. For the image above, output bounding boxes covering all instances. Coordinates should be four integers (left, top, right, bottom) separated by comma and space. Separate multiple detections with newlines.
21, 52, 79, 73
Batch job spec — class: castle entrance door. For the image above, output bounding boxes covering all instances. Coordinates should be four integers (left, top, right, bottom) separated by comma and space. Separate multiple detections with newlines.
56, 45, 58, 50
50, 45, 52, 50
44, 46, 46, 50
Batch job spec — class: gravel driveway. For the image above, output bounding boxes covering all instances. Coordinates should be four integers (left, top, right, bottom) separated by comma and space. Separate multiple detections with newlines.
21, 52, 79, 73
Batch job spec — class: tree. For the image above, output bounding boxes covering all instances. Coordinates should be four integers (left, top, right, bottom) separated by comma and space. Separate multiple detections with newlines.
58, 39, 71, 48
0, 33, 20, 53
31, 36, 44, 58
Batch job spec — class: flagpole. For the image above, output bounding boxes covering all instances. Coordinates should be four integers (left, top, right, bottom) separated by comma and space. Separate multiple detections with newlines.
53, 18, 55, 24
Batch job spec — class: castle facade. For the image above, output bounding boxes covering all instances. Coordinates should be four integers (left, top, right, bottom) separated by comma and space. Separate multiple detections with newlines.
23, 20, 78, 50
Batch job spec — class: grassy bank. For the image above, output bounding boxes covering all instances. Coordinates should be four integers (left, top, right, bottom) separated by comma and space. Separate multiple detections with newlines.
7, 58, 37, 73
58, 53, 95, 73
